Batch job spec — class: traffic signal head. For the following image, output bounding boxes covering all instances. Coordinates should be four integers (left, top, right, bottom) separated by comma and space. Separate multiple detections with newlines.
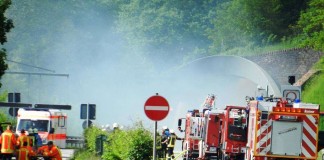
88, 104, 96, 120
80, 104, 87, 119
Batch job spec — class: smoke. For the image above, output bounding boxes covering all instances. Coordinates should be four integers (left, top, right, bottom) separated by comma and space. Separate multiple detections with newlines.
1, 1, 276, 149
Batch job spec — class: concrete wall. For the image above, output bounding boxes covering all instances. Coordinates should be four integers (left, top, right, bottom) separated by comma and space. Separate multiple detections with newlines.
244, 48, 323, 86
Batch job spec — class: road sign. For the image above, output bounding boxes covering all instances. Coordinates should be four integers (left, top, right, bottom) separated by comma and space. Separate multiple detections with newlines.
144, 95, 169, 121
82, 120, 93, 129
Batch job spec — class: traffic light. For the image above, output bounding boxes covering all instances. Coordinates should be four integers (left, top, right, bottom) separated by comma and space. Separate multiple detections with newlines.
8, 93, 20, 103
80, 104, 87, 119
288, 76, 295, 85
88, 104, 96, 120
8, 92, 21, 117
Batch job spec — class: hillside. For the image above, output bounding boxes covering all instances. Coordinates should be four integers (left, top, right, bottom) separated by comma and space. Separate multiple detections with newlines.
302, 56, 324, 110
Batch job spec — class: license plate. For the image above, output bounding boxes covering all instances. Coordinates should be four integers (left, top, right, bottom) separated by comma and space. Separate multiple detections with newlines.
209, 147, 217, 152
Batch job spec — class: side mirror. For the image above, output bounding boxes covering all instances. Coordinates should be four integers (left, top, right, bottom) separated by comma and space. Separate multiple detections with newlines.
178, 119, 184, 132
49, 128, 55, 134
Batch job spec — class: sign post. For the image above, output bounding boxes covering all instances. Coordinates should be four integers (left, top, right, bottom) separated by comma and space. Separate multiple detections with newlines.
144, 93, 169, 160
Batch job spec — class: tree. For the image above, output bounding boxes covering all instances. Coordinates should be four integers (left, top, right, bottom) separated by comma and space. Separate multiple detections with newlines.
116, 0, 218, 69
294, 0, 324, 51
0, 0, 13, 87
208, 0, 308, 54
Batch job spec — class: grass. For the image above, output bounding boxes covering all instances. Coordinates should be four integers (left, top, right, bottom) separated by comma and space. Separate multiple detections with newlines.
301, 55, 324, 130
70, 149, 100, 160
302, 54, 324, 110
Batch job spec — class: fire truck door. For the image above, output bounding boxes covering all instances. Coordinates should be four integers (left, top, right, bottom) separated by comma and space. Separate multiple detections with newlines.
270, 121, 302, 156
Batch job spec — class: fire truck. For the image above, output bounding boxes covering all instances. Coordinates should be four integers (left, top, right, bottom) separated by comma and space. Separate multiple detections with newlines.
178, 109, 205, 159
15, 104, 71, 148
245, 97, 320, 160
219, 106, 247, 160
178, 95, 247, 160
178, 94, 218, 159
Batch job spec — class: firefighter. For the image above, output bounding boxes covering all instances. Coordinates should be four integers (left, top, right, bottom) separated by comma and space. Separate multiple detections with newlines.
17, 129, 32, 148
236, 110, 244, 127
161, 129, 168, 158
28, 128, 36, 147
33, 129, 42, 148
37, 145, 49, 159
0, 125, 17, 160
44, 141, 62, 160
166, 129, 184, 160
16, 142, 36, 160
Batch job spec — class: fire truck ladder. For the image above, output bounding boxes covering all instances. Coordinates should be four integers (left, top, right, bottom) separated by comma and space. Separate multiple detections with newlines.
258, 111, 269, 154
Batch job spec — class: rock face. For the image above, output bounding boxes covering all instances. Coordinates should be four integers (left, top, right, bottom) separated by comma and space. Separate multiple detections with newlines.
244, 48, 323, 86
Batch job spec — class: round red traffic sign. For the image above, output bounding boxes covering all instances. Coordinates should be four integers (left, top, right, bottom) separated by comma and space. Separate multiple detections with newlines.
144, 95, 169, 121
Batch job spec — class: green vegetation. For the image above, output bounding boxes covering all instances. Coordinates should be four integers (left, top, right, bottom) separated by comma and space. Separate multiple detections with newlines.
302, 55, 324, 104
72, 121, 153, 160
302, 71, 324, 108
0, 0, 13, 87
302, 55, 324, 130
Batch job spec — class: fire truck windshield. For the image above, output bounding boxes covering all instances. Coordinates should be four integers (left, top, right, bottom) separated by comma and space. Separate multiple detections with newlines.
228, 125, 247, 142
18, 119, 49, 132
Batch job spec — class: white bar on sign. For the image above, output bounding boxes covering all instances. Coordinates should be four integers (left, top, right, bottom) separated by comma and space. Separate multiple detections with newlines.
145, 106, 168, 111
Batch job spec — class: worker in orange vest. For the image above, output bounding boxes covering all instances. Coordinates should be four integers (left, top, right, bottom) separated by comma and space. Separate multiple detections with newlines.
17, 129, 32, 148
16, 142, 36, 160
43, 141, 62, 160
0, 125, 17, 160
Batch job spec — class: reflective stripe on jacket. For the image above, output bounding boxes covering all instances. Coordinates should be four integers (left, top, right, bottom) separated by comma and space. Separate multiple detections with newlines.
0, 130, 17, 153
167, 135, 176, 148
17, 134, 31, 147
17, 146, 35, 160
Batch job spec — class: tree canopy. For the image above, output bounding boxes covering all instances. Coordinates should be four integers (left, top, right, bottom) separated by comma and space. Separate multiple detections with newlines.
0, 0, 13, 87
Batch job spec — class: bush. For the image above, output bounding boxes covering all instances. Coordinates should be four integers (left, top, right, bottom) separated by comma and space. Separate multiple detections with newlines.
77, 121, 153, 160
102, 122, 153, 160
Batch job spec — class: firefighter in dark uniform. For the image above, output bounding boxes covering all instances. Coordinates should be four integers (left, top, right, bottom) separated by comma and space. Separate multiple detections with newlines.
160, 128, 169, 158
166, 129, 183, 160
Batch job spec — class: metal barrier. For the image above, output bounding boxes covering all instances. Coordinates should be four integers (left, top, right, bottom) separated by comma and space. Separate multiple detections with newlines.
66, 136, 84, 148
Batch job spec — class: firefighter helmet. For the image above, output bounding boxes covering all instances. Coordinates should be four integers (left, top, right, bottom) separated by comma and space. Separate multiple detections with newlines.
28, 128, 33, 134
113, 123, 119, 129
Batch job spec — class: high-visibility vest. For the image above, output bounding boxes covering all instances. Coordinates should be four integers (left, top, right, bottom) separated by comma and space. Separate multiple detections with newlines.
28, 134, 35, 147
1, 130, 16, 153
17, 147, 29, 160
48, 146, 62, 160
167, 135, 176, 148
17, 134, 31, 147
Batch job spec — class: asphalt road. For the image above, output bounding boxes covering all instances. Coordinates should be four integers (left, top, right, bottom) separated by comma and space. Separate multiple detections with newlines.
61, 149, 75, 160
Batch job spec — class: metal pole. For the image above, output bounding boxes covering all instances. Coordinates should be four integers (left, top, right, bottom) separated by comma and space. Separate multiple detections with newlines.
153, 121, 157, 160
86, 104, 89, 128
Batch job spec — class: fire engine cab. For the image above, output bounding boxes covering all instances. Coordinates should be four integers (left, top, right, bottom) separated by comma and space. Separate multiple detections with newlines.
16, 104, 71, 148
245, 97, 320, 160
220, 106, 247, 160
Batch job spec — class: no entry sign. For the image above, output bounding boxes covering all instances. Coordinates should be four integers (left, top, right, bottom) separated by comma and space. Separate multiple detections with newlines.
144, 95, 169, 121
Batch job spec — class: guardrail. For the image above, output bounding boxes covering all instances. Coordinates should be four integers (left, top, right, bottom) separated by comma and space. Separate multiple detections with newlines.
66, 136, 84, 148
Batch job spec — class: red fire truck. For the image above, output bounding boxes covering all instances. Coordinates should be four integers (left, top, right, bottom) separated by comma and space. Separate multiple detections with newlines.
219, 106, 247, 160
177, 95, 247, 160
245, 97, 320, 160
178, 109, 204, 159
